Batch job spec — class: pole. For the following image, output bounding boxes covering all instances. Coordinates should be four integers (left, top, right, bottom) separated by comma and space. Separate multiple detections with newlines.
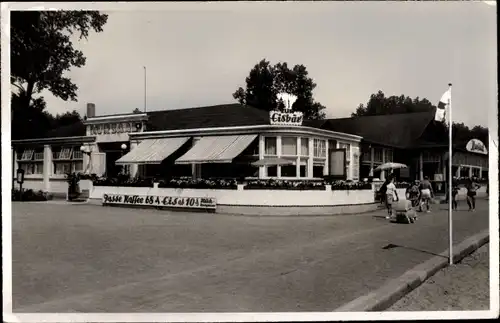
143, 66, 147, 113
448, 83, 453, 265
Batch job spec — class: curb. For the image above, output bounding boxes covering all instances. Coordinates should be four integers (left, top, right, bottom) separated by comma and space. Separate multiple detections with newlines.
334, 229, 490, 312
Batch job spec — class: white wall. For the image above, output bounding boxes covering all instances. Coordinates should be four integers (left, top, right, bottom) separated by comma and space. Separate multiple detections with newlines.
91, 184, 375, 206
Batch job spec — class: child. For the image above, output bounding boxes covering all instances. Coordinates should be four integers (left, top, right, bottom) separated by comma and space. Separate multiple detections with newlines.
466, 177, 481, 211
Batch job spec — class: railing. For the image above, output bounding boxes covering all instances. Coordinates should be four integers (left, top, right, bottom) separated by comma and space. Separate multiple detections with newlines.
72, 151, 83, 159
33, 152, 44, 160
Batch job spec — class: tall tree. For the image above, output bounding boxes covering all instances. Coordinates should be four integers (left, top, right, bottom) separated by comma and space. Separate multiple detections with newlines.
10, 10, 108, 139
233, 59, 326, 120
353, 90, 489, 149
351, 90, 435, 117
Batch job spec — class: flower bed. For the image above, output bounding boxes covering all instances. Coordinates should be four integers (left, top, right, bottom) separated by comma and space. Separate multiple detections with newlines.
158, 178, 238, 190
244, 179, 326, 190
328, 180, 372, 191
92, 175, 154, 188
12, 189, 53, 201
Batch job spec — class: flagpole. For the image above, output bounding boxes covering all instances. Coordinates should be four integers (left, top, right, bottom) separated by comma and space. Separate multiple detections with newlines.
448, 83, 453, 265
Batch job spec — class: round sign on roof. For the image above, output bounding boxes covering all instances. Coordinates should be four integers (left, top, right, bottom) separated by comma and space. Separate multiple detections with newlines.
466, 139, 487, 155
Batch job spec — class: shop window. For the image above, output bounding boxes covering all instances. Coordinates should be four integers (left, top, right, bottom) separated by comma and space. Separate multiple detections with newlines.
459, 166, 470, 178
299, 158, 308, 177
266, 165, 277, 177
373, 148, 383, 163
265, 137, 277, 155
281, 137, 297, 156
384, 148, 394, 162
472, 167, 481, 178
281, 164, 297, 177
313, 139, 326, 158
300, 138, 309, 156
361, 150, 371, 162
19, 162, 43, 175
54, 162, 72, 175
482, 169, 488, 179
313, 165, 324, 178
452, 166, 459, 177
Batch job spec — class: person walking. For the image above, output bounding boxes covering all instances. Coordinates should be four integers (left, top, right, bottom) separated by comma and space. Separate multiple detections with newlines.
451, 176, 459, 211
406, 180, 421, 209
419, 176, 434, 213
465, 177, 481, 211
385, 175, 399, 219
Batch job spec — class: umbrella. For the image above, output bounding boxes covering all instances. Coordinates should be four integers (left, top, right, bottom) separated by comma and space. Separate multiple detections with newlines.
374, 162, 408, 172
252, 157, 294, 167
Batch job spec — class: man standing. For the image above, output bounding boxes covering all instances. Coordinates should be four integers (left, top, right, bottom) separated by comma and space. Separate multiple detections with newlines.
385, 175, 399, 219
419, 176, 434, 213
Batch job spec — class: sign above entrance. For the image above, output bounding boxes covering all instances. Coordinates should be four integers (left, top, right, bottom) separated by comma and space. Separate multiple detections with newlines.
466, 139, 487, 155
270, 93, 303, 126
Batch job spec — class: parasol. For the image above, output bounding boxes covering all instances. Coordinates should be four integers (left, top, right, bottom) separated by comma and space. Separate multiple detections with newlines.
374, 162, 408, 172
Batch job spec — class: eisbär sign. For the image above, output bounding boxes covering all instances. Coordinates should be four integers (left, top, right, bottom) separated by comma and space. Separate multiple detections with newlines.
466, 139, 487, 155
270, 92, 303, 126
102, 193, 216, 210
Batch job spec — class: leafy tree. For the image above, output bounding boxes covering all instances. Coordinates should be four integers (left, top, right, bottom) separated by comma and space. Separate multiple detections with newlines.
233, 59, 326, 120
351, 90, 435, 117
353, 90, 489, 149
10, 10, 107, 139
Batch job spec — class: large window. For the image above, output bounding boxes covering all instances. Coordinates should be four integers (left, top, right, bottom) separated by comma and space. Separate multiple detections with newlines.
384, 148, 394, 162
18, 148, 43, 175
313, 139, 326, 158
300, 138, 309, 156
459, 166, 470, 178
53, 146, 84, 175
373, 147, 383, 163
265, 137, 277, 155
281, 137, 297, 156
471, 167, 481, 178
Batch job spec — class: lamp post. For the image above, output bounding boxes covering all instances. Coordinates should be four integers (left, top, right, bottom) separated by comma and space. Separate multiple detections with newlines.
121, 143, 128, 175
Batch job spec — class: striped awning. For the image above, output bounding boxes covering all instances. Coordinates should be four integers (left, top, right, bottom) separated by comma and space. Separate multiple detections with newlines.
175, 134, 258, 164
115, 137, 190, 165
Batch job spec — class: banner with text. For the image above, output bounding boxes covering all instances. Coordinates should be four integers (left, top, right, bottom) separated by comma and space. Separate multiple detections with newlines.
102, 193, 217, 210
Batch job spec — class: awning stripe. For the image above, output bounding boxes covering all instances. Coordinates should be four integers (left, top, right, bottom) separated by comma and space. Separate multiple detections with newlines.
176, 134, 258, 164
116, 137, 190, 165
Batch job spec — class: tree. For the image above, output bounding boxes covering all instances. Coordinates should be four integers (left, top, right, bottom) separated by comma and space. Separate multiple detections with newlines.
352, 90, 489, 149
233, 59, 326, 120
11, 11, 108, 110
132, 108, 143, 114
351, 90, 435, 117
10, 10, 107, 140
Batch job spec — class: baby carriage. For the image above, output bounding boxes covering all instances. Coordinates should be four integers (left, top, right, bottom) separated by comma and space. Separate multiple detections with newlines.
390, 199, 418, 224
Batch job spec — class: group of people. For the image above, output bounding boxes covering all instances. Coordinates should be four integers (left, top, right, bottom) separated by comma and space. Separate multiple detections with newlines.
379, 175, 482, 219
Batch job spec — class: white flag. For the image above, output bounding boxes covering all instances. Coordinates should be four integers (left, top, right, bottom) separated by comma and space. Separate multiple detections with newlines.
435, 88, 451, 123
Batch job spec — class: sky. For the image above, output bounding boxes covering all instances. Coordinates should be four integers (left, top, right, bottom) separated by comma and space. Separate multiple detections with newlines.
12, 1, 499, 127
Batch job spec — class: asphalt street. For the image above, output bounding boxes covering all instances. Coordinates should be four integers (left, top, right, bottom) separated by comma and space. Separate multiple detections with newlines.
11, 200, 489, 312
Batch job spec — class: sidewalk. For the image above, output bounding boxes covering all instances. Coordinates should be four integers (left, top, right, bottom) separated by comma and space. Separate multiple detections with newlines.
388, 243, 490, 311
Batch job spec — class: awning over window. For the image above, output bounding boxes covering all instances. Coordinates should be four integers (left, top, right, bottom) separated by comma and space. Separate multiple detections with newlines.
175, 134, 258, 164
115, 137, 190, 165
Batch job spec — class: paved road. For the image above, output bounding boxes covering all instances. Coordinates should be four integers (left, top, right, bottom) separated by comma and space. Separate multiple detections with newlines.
389, 243, 490, 311
11, 200, 489, 312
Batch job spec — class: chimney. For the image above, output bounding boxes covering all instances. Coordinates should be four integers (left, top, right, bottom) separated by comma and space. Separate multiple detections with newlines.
86, 103, 96, 118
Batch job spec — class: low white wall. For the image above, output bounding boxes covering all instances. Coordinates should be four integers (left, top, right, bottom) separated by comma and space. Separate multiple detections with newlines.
91, 184, 376, 207
14, 177, 44, 191
50, 179, 69, 195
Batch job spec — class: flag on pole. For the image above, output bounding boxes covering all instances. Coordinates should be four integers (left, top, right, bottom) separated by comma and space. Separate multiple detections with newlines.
435, 88, 451, 123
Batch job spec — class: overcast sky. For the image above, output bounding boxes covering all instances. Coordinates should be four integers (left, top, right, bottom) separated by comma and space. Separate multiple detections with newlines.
16, 1, 499, 127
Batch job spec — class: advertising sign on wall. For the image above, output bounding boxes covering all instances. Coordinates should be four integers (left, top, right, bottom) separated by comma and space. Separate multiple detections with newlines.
102, 193, 217, 210
466, 139, 487, 155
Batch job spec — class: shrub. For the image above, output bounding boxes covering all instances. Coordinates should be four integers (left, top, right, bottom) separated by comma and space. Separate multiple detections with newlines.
158, 178, 238, 190
93, 175, 154, 187
328, 180, 372, 191
12, 189, 52, 201
244, 179, 326, 190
